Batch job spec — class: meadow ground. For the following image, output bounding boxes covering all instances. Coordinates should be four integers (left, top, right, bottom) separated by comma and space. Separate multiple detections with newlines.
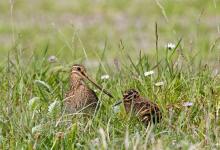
0, 0, 220, 149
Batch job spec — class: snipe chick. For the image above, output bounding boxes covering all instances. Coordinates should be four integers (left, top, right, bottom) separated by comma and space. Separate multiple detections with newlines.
115, 89, 162, 125
64, 64, 113, 113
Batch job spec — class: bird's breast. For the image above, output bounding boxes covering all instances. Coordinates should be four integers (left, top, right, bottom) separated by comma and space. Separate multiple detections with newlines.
64, 84, 98, 113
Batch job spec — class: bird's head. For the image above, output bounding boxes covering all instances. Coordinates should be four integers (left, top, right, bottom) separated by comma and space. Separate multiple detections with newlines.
71, 64, 88, 80
112, 89, 140, 107
70, 64, 114, 98
123, 89, 140, 103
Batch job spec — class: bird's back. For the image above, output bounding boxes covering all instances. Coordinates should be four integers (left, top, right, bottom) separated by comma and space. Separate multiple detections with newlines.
124, 97, 162, 124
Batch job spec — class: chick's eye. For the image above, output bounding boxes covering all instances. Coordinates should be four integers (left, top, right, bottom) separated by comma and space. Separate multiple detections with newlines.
77, 67, 81, 71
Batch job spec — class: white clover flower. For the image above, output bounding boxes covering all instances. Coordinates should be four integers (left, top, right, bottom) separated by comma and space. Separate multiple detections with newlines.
144, 70, 155, 77
182, 102, 193, 107
48, 100, 60, 115
101, 74, 110, 80
155, 81, 165, 86
166, 42, 176, 50
48, 55, 57, 63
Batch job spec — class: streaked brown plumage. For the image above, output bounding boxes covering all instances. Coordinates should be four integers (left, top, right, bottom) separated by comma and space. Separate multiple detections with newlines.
64, 64, 113, 113
117, 89, 162, 125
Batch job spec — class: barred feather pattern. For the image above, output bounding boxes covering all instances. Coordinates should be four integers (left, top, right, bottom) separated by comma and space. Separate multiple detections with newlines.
123, 89, 162, 124
64, 80, 98, 113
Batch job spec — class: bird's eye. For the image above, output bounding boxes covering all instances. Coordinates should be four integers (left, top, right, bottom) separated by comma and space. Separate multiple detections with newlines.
77, 67, 81, 71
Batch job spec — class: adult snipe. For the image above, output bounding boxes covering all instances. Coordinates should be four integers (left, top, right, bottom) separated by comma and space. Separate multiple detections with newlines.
64, 64, 113, 113
114, 89, 162, 125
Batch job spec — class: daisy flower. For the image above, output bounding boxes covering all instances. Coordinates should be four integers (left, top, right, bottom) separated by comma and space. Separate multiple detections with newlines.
182, 102, 193, 107
166, 42, 176, 50
144, 70, 155, 76
155, 81, 165, 86
101, 74, 110, 80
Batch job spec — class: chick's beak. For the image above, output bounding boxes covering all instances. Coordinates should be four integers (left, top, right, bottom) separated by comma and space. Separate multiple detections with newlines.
82, 72, 114, 98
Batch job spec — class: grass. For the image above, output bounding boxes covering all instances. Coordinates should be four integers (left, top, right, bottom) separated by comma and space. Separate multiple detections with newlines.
0, 0, 220, 149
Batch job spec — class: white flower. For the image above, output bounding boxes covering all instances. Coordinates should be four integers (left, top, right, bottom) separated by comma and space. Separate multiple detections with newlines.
166, 42, 176, 50
101, 74, 110, 80
182, 102, 193, 107
48, 55, 57, 63
155, 81, 165, 86
144, 70, 155, 76
48, 100, 60, 114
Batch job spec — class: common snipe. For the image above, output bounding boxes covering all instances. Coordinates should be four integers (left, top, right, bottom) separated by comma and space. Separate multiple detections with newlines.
114, 89, 162, 125
64, 64, 113, 113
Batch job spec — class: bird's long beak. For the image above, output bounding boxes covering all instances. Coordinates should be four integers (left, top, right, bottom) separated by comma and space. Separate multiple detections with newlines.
83, 73, 114, 98
113, 100, 123, 107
